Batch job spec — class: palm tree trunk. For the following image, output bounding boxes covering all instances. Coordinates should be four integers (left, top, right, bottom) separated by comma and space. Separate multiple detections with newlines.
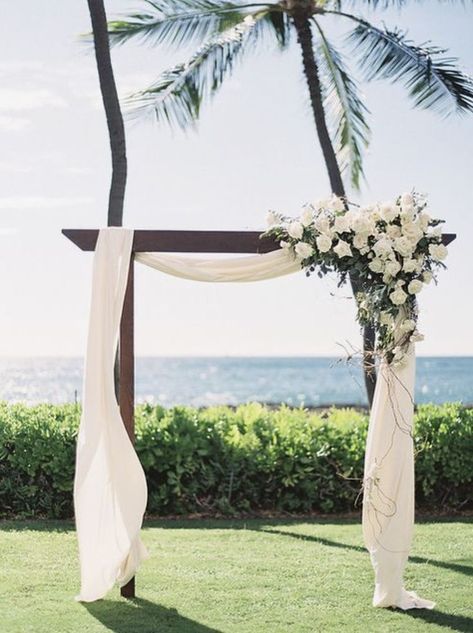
292, 10, 377, 408
87, 0, 127, 227
87, 0, 128, 400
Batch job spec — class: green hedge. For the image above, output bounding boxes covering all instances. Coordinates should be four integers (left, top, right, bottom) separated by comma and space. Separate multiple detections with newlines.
0, 402, 472, 519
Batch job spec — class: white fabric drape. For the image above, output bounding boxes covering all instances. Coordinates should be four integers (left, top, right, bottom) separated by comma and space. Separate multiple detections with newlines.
74, 228, 148, 602
75, 227, 432, 609
363, 346, 434, 609
135, 248, 301, 281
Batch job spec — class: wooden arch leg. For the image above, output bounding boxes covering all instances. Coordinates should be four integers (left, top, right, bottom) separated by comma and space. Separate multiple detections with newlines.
119, 258, 136, 599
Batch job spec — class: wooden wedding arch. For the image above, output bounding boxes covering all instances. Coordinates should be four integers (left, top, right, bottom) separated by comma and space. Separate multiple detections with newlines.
63, 227, 455, 598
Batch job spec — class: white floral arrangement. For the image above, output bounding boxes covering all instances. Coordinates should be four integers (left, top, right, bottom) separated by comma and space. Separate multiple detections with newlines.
264, 192, 448, 364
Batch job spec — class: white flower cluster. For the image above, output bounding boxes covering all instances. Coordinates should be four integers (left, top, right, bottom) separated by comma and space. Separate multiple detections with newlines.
264, 192, 448, 362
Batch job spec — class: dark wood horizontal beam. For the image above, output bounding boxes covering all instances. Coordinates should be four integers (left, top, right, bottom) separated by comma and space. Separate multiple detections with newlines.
62, 229, 279, 253
62, 228, 456, 253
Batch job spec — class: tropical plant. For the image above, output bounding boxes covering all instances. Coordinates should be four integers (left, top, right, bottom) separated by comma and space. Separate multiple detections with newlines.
106, 0, 473, 405
87, 0, 127, 227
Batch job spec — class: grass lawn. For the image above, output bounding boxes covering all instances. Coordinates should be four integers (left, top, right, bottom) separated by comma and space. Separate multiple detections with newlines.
0, 517, 472, 633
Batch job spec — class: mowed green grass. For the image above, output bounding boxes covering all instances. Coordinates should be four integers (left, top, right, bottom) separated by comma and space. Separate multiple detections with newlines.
0, 518, 472, 633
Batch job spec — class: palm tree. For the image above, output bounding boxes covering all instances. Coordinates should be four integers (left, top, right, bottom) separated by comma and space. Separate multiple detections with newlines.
87, 0, 127, 227
107, 0, 473, 406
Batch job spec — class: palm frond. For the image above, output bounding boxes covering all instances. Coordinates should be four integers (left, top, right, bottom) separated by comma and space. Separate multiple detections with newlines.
125, 13, 265, 128
313, 19, 370, 189
259, 7, 291, 48
107, 0, 270, 49
343, 16, 473, 115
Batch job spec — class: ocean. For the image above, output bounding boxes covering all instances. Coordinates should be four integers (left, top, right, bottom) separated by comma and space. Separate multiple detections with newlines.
0, 356, 471, 407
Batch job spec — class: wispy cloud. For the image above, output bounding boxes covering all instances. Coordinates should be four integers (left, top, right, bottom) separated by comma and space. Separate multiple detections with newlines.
0, 88, 66, 111
0, 196, 93, 210
0, 115, 31, 131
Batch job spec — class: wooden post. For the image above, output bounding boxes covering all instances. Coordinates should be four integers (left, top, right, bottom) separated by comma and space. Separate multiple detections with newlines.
119, 256, 136, 599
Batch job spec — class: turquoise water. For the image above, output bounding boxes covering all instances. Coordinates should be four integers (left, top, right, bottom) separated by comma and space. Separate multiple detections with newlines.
0, 357, 471, 407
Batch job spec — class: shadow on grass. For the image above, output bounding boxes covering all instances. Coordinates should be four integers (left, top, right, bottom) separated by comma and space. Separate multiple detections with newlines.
84, 598, 223, 633
400, 608, 473, 633
2, 517, 471, 578
256, 528, 473, 578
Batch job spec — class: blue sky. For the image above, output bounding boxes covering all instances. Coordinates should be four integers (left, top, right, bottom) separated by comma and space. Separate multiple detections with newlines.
0, 0, 472, 357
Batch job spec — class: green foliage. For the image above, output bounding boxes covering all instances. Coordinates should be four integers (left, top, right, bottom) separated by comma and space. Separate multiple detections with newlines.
347, 18, 473, 115
1, 401, 472, 519
0, 403, 78, 518
313, 19, 370, 189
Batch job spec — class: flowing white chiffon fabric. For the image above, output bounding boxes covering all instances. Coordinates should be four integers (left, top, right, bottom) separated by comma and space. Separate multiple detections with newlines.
135, 249, 301, 281
74, 227, 433, 609
74, 228, 148, 602
363, 346, 434, 609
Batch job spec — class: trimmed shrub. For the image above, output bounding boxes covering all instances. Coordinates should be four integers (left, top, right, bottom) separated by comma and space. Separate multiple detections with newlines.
0, 402, 471, 519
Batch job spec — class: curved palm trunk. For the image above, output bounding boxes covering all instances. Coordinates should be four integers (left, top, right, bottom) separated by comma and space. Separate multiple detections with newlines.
292, 10, 377, 407
87, 0, 127, 414
87, 0, 127, 227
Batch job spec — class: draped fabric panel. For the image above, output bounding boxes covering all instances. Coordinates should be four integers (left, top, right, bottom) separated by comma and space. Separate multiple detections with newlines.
363, 346, 434, 609
74, 228, 148, 602
135, 249, 301, 282
74, 227, 433, 608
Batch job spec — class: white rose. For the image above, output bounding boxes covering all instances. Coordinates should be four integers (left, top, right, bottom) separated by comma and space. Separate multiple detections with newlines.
334, 214, 350, 234
313, 197, 330, 210
402, 219, 423, 241
407, 279, 423, 295
415, 256, 425, 273
353, 233, 368, 250
372, 237, 394, 259
329, 195, 345, 212
368, 207, 381, 222
287, 221, 304, 240
410, 330, 425, 343
400, 207, 416, 224
266, 211, 279, 227
423, 270, 434, 284
316, 234, 332, 253
295, 241, 314, 259
428, 226, 442, 238
314, 215, 331, 234
280, 240, 290, 250
380, 311, 394, 326
403, 259, 417, 273
399, 319, 416, 333
390, 287, 408, 305
429, 243, 448, 261
333, 239, 352, 258
400, 193, 414, 207
380, 202, 398, 223
419, 212, 431, 231
353, 213, 375, 236
368, 258, 384, 273
386, 224, 401, 239
343, 209, 358, 230
301, 208, 313, 227
392, 347, 406, 365
394, 236, 414, 258
385, 259, 401, 277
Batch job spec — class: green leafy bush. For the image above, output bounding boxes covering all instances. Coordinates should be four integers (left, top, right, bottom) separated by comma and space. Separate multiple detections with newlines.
0, 402, 471, 519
